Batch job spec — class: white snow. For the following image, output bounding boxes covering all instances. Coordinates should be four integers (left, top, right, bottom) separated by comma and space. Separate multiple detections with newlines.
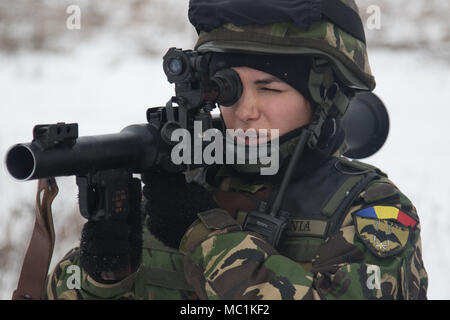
367, 49, 450, 299
0, 42, 449, 299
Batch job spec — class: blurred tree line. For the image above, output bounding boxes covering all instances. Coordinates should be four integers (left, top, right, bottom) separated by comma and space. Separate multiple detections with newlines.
0, 0, 449, 58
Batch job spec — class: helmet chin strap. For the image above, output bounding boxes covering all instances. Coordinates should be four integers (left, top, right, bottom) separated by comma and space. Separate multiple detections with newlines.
307, 57, 350, 149
240, 58, 352, 248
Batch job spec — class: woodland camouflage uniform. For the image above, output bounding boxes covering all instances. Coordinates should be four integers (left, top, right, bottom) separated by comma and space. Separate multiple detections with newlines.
45, 0, 427, 300
179, 162, 428, 299
46, 160, 427, 299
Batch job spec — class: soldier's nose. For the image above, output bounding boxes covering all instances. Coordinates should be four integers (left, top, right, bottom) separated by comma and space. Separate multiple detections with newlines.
233, 91, 261, 123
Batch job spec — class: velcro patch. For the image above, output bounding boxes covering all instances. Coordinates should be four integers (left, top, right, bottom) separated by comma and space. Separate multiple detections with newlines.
353, 206, 417, 258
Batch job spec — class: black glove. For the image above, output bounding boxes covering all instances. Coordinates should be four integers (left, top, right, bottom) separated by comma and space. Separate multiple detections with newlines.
142, 167, 217, 250
78, 169, 143, 283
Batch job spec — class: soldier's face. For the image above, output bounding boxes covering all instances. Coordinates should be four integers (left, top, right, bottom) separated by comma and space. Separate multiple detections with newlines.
220, 67, 312, 144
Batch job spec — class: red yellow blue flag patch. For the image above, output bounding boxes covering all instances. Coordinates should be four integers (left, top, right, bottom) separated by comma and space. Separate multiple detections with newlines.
354, 206, 417, 228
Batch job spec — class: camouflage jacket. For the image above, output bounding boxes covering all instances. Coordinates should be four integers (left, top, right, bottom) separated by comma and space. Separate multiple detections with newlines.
180, 158, 428, 300
46, 157, 428, 300
45, 218, 197, 300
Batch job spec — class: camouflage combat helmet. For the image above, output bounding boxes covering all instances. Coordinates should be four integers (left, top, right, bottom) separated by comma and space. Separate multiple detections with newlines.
190, 0, 375, 93
190, 0, 376, 154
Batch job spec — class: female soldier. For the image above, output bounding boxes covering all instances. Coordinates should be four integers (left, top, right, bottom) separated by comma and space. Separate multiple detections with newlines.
47, 0, 427, 300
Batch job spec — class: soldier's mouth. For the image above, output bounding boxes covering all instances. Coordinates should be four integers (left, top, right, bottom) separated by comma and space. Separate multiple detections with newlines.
234, 129, 271, 145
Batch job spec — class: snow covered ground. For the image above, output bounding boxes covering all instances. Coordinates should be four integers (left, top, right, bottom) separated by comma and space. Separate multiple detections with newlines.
368, 50, 450, 300
0, 41, 449, 299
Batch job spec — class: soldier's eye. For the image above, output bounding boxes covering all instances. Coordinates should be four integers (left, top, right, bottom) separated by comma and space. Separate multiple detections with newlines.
260, 88, 283, 93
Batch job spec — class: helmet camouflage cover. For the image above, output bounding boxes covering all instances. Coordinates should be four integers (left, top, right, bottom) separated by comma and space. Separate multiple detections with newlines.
192, 0, 375, 91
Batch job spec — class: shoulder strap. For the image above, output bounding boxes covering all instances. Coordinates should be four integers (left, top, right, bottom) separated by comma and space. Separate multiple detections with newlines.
281, 157, 384, 237
326, 159, 384, 236
12, 178, 58, 300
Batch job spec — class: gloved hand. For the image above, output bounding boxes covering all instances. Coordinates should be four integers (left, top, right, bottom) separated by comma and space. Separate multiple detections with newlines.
78, 169, 143, 283
142, 166, 217, 250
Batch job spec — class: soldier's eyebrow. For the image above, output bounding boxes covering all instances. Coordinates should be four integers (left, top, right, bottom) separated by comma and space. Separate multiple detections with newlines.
254, 76, 283, 85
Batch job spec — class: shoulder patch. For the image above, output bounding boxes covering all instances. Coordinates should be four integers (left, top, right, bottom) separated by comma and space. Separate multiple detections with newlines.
353, 206, 417, 258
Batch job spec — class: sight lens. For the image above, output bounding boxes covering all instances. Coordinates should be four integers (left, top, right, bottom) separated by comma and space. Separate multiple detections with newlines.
168, 58, 183, 75
211, 69, 243, 106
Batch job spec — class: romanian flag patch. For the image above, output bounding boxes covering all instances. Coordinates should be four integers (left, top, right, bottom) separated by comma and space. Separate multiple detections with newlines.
353, 206, 418, 258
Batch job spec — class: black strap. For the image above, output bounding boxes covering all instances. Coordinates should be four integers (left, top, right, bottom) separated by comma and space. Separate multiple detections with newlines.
330, 172, 379, 236
322, 0, 366, 44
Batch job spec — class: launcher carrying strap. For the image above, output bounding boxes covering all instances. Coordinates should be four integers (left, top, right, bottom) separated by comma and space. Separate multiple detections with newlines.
12, 178, 58, 300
